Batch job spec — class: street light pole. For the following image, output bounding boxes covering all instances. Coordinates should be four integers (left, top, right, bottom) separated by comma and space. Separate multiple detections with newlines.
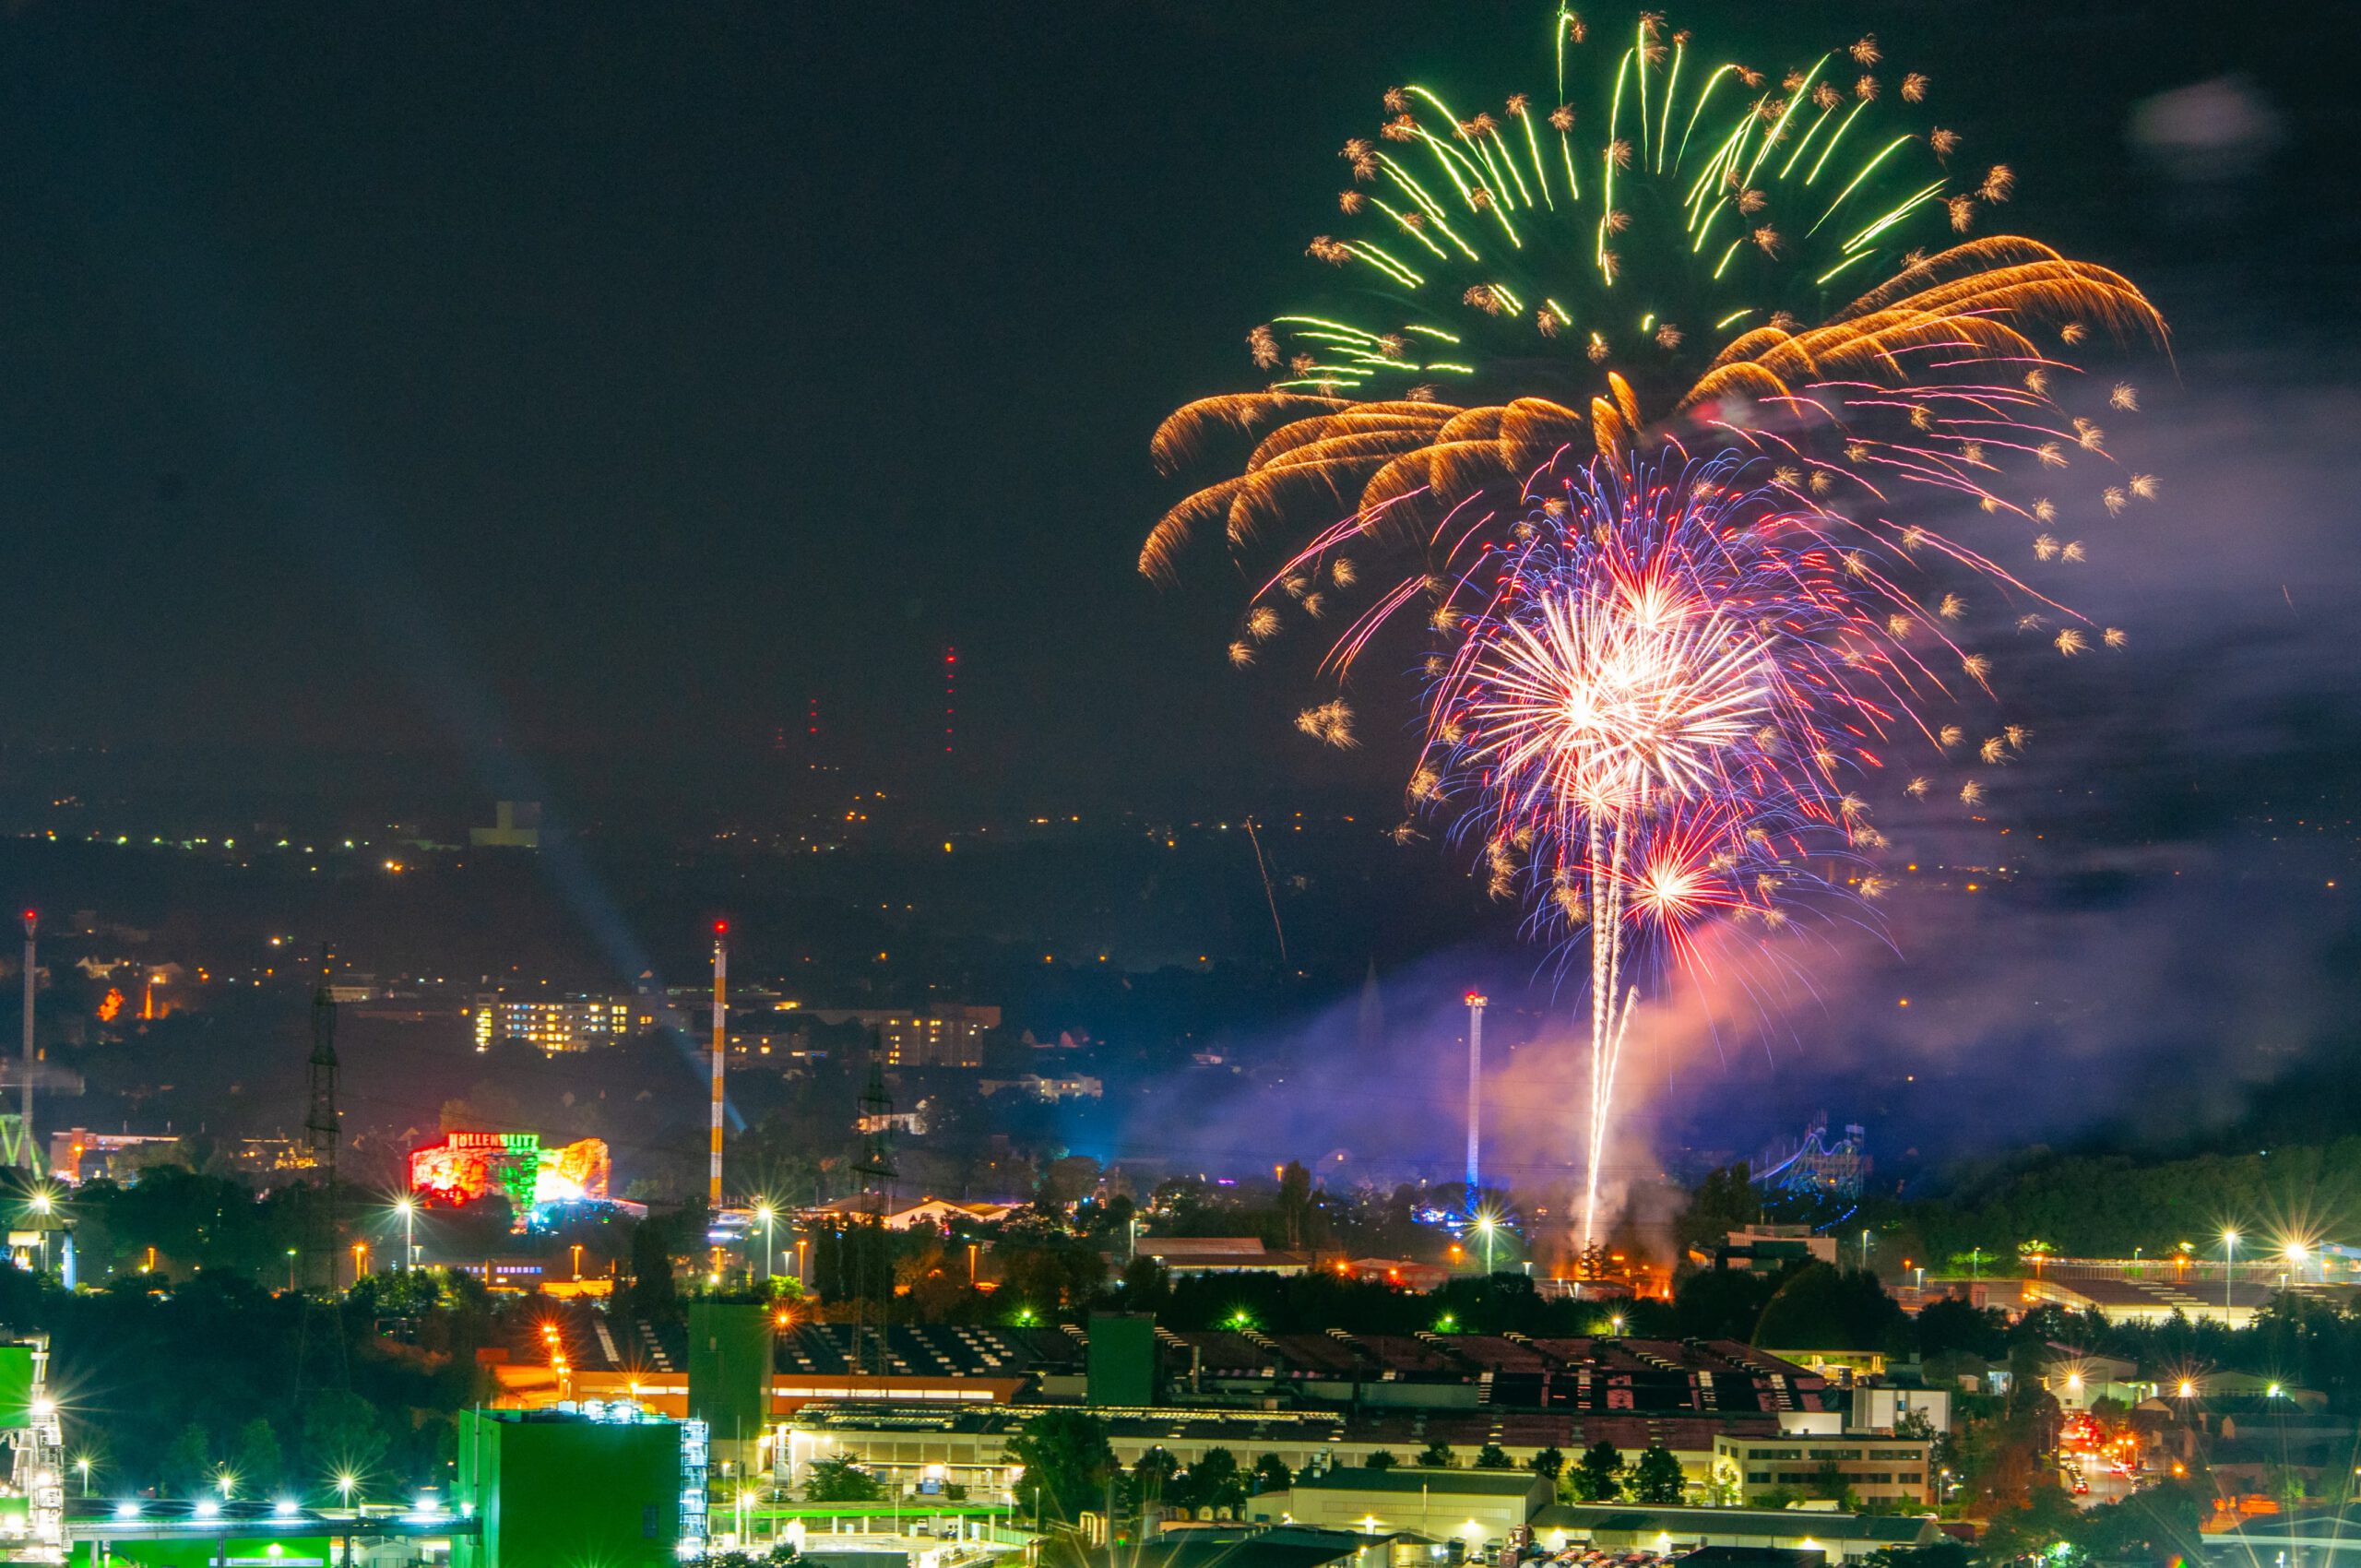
30, 1193, 52, 1276
2223, 1229, 2239, 1321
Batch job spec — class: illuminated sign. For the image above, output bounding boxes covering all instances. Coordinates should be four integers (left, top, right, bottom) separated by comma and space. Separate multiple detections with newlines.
408, 1133, 611, 1212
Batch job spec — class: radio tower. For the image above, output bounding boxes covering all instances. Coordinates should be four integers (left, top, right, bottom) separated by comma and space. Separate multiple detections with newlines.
850, 1051, 898, 1376
708, 924, 727, 1209
1464, 992, 1487, 1194
293, 949, 350, 1398
18, 910, 33, 1170
304, 950, 340, 1290
942, 645, 956, 755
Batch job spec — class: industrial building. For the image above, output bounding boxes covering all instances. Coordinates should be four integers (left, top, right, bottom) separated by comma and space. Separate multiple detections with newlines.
1532, 1505, 1945, 1564
455, 1404, 707, 1568
1271, 1467, 1551, 1546
1133, 1239, 1316, 1277
487, 1309, 1857, 1430
473, 1302, 1937, 1535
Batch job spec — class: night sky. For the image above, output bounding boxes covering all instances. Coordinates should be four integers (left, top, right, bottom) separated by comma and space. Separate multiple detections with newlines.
0, 1, 2355, 1165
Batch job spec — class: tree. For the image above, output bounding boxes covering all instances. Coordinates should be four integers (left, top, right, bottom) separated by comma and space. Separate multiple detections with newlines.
1751, 1264, 1908, 1353
1118, 1255, 1170, 1310
162, 1423, 213, 1500
1671, 1266, 1781, 1341
1677, 1162, 1759, 1254
998, 1237, 1108, 1309
1916, 1297, 2007, 1360
1253, 1454, 1293, 1493
1004, 1409, 1116, 1520
1364, 1451, 1399, 1472
1036, 1157, 1102, 1210
1417, 1441, 1455, 1469
1809, 1458, 1858, 1510
623, 1217, 680, 1322
1571, 1441, 1623, 1503
1185, 1448, 1246, 1513
299, 1391, 389, 1493
1630, 1445, 1684, 1504
1528, 1446, 1564, 1480
1277, 1161, 1314, 1251
1474, 1443, 1513, 1471
231, 1418, 283, 1501
1124, 1448, 1180, 1516
1979, 1483, 2081, 1562
1863, 1544, 1973, 1568
803, 1455, 883, 1503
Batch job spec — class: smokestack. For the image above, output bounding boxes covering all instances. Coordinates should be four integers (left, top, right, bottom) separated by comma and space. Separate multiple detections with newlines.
19, 910, 32, 1165
1464, 991, 1487, 1194
710, 923, 728, 1209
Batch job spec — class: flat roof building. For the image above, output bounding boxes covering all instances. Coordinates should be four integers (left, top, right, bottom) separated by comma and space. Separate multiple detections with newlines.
1709, 1429, 1935, 1508
455, 1403, 706, 1568
471, 996, 637, 1052
806, 1005, 1000, 1068
1273, 1467, 1551, 1551
1533, 1507, 1940, 1566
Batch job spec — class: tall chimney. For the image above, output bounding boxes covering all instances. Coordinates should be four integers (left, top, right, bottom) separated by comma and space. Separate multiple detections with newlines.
709, 924, 728, 1209
1464, 991, 1487, 1195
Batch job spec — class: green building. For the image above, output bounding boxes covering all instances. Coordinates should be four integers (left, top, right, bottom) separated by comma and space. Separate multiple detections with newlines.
0, 1345, 36, 1427
107, 1536, 337, 1568
1086, 1313, 1159, 1408
687, 1301, 774, 1470
455, 1406, 706, 1568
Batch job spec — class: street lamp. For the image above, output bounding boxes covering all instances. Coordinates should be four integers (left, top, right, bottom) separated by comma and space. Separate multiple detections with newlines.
1475, 1215, 1498, 1277
2223, 1229, 2240, 1320
335, 1472, 358, 1509
29, 1191, 53, 1275
755, 1204, 776, 1284
73, 1457, 89, 1497
286, 1248, 299, 1293
396, 1196, 418, 1269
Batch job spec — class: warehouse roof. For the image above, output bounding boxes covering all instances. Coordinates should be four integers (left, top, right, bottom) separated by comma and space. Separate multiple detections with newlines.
1291, 1467, 1546, 1497
1535, 1504, 1939, 1544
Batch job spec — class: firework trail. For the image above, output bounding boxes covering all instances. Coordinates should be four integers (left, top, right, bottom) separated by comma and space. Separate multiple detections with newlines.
1243, 816, 1290, 964
1146, 10, 2165, 1246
